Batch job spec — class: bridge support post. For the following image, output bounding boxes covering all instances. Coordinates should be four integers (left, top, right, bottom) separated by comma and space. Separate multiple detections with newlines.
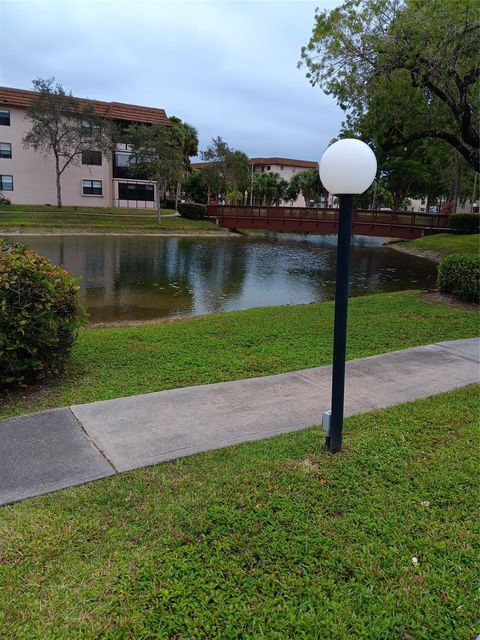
328, 195, 353, 453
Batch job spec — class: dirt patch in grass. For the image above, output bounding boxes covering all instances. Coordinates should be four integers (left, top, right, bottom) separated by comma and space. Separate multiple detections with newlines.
422, 290, 479, 311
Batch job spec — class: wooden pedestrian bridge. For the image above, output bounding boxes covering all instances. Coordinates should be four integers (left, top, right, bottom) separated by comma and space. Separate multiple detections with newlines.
206, 205, 450, 239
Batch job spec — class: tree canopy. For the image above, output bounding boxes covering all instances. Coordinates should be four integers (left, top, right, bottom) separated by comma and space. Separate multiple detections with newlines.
128, 123, 183, 221
253, 172, 288, 206
199, 137, 251, 201
300, 0, 479, 171
23, 78, 115, 207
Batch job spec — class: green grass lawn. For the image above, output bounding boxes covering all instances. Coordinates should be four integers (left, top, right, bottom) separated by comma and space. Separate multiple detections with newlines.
397, 233, 479, 259
0, 207, 220, 232
0, 385, 478, 638
1, 291, 478, 420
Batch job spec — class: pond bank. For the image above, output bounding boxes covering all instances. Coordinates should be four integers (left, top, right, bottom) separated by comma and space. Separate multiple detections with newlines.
388, 242, 442, 262
388, 233, 478, 260
0, 228, 235, 237
1, 290, 477, 420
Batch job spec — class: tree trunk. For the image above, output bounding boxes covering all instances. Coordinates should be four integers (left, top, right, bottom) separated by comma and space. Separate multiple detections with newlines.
471, 172, 478, 212
156, 179, 162, 224
55, 156, 62, 207
452, 153, 461, 214
371, 181, 378, 210
175, 180, 180, 211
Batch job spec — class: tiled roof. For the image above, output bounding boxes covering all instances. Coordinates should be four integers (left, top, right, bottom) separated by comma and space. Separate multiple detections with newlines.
190, 162, 212, 169
192, 157, 319, 170
0, 86, 170, 125
250, 157, 318, 169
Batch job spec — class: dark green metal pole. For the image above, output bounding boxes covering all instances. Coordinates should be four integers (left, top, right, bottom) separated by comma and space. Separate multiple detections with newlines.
328, 194, 353, 453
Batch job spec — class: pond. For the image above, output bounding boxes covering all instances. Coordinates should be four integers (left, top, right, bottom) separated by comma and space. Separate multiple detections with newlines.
6, 233, 437, 323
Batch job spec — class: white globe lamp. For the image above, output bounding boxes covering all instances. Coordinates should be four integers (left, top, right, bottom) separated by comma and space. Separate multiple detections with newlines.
320, 139, 377, 453
319, 138, 377, 195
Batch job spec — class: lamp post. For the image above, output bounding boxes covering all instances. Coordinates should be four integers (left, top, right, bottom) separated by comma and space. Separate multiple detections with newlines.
319, 139, 377, 453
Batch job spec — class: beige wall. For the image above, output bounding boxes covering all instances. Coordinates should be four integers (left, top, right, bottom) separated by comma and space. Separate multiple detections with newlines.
253, 162, 328, 208
0, 106, 112, 206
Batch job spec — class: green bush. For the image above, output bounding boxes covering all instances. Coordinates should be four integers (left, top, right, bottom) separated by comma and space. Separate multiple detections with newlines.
0, 193, 11, 206
161, 198, 177, 210
437, 253, 480, 303
177, 202, 207, 220
0, 240, 84, 387
449, 213, 480, 234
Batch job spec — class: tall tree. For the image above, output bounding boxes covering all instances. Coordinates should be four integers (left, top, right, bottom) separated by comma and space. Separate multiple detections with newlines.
169, 116, 199, 209
289, 169, 322, 206
300, 0, 479, 171
226, 150, 251, 194
184, 170, 209, 204
253, 172, 288, 206
127, 123, 183, 223
200, 136, 233, 200
199, 137, 250, 202
23, 78, 115, 207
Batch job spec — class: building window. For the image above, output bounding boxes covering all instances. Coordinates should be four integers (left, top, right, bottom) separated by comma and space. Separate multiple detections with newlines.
115, 151, 136, 166
0, 109, 10, 126
0, 143, 12, 158
118, 182, 154, 201
266, 165, 271, 170
82, 179, 103, 196
280, 165, 284, 170
82, 150, 102, 165
292, 168, 296, 173
0, 174, 13, 190
81, 119, 101, 135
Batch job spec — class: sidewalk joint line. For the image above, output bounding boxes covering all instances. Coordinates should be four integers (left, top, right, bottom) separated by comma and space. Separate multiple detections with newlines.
68, 408, 118, 473
433, 341, 480, 365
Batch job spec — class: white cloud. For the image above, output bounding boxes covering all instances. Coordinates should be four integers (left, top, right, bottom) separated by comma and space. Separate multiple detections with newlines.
0, 0, 344, 158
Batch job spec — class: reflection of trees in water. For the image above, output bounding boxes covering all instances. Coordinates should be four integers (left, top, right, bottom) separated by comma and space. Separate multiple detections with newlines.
7, 234, 437, 322
189, 240, 249, 312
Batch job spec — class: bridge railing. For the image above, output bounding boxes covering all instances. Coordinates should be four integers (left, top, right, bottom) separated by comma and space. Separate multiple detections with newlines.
206, 205, 450, 230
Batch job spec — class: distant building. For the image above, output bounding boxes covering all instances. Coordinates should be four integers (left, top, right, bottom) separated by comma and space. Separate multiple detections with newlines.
192, 156, 333, 208
409, 196, 477, 214
0, 86, 175, 208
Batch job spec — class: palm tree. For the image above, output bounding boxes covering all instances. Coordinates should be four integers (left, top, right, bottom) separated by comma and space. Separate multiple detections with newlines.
290, 169, 322, 206
170, 117, 199, 209
253, 172, 287, 206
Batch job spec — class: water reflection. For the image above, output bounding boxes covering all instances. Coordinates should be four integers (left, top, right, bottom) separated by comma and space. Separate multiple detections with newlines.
5, 234, 437, 322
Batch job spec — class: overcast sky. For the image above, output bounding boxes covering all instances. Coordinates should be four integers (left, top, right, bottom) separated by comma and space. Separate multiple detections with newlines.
0, 0, 343, 160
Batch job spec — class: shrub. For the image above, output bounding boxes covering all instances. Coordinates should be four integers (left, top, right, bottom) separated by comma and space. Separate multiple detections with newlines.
437, 253, 480, 303
0, 193, 11, 206
161, 197, 177, 210
177, 202, 207, 220
449, 213, 480, 234
0, 240, 84, 387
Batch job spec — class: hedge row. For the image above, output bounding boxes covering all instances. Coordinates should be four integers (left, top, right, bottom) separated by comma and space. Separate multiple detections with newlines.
448, 213, 479, 234
437, 254, 479, 303
0, 240, 83, 387
177, 202, 207, 220
161, 198, 177, 210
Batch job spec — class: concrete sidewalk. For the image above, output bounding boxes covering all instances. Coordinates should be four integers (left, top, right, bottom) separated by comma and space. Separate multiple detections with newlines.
1, 338, 478, 506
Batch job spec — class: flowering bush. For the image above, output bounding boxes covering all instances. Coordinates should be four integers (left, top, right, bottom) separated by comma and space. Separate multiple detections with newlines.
0, 240, 84, 387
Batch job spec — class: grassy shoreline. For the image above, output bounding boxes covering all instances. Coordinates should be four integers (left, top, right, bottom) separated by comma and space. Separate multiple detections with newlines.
1, 290, 478, 420
391, 233, 479, 260
0, 207, 223, 234
1, 384, 478, 638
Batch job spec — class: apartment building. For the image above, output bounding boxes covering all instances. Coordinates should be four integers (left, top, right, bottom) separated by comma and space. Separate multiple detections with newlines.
251, 157, 332, 207
0, 86, 173, 209
192, 156, 330, 208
